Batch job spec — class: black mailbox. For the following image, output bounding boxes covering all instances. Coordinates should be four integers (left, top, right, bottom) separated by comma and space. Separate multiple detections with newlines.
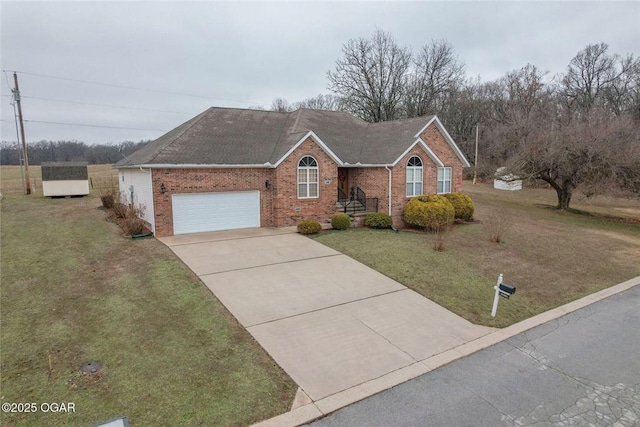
498, 283, 516, 299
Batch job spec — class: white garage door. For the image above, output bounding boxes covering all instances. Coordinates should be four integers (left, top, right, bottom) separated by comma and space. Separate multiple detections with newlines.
172, 191, 260, 235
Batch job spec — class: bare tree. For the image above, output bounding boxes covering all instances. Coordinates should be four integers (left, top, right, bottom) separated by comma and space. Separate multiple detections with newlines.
504, 64, 549, 116
480, 65, 553, 172
404, 39, 465, 118
603, 55, 640, 118
327, 29, 411, 122
293, 93, 344, 111
271, 97, 294, 112
0, 139, 151, 165
562, 43, 638, 114
437, 78, 494, 160
515, 110, 640, 210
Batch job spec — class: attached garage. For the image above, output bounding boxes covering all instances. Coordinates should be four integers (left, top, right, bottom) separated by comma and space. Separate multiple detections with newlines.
172, 191, 260, 235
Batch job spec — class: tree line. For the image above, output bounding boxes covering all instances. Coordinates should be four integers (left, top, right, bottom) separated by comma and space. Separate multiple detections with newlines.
272, 30, 640, 210
0, 140, 150, 166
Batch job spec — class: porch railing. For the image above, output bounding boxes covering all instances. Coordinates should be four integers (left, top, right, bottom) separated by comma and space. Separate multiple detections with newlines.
336, 186, 378, 215
338, 187, 348, 203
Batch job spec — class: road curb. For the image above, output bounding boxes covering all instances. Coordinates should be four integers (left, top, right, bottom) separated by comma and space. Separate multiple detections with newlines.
250, 275, 640, 427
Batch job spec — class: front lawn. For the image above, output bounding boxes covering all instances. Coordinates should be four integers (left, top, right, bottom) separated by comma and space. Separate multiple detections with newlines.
314, 183, 640, 327
0, 193, 296, 426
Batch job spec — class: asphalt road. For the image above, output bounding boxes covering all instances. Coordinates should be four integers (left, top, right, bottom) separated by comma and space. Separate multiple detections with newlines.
309, 285, 640, 427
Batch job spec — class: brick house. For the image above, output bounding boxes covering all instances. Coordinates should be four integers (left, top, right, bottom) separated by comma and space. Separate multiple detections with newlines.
115, 107, 470, 237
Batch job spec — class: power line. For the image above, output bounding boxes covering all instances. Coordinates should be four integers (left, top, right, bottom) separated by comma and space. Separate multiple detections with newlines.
2, 118, 166, 132
1, 69, 269, 106
20, 119, 168, 132
15, 95, 197, 115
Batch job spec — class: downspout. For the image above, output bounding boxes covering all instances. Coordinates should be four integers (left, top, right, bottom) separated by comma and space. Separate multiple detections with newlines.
384, 166, 392, 216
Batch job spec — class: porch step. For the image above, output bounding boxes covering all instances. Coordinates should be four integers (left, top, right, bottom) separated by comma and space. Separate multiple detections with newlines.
335, 200, 365, 212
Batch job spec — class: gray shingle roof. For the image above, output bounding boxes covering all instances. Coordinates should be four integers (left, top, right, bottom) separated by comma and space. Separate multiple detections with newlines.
115, 107, 443, 167
41, 162, 89, 181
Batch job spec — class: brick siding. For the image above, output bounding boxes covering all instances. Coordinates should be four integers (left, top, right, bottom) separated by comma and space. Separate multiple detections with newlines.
272, 137, 339, 226
346, 124, 467, 228
419, 124, 465, 191
151, 168, 275, 237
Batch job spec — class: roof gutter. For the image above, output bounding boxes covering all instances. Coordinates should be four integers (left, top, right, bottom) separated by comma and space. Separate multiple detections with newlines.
115, 163, 276, 169
117, 162, 397, 169
342, 163, 394, 168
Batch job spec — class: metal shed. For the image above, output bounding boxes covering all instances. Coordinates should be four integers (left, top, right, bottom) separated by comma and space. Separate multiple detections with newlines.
41, 162, 90, 197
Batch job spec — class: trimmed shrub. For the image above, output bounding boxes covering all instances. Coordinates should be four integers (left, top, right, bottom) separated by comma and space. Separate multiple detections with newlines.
443, 192, 474, 220
403, 195, 455, 230
364, 213, 393, 229
331, 212, 351, 230
297, 220, 322, 235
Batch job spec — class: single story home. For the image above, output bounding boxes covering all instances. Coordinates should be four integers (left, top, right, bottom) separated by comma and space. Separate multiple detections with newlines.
115, 107, 470, 237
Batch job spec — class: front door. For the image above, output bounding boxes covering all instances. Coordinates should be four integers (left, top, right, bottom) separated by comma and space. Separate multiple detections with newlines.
337, 168, 349, 199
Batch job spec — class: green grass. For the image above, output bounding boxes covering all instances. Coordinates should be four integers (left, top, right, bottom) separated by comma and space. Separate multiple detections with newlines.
0, 194, 296, 426
314, 183, 640, 328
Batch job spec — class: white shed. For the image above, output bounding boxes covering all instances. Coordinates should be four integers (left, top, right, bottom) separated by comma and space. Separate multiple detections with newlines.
494, 167, 523, 191
42, 162, 90, 197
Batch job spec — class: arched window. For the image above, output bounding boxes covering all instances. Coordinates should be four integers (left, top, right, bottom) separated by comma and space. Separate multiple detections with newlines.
298, 156, 319, 198
406, 156, 423, 197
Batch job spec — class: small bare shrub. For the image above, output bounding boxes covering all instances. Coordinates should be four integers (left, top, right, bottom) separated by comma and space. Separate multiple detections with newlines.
119, 203, 147, 235
124, 217, 146, 235
431, 214, 455, 251
483, 208, 513, 243
95, 176, 119, 209
113, 202, 128, 219
100, 194, 115, 209
127, 203, 146, 220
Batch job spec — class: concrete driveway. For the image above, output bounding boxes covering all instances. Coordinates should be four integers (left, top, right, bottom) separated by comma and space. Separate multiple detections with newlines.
160, 228, 493, 402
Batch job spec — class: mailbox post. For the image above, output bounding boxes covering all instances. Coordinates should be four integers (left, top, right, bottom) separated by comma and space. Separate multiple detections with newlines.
491, 274, 516, 317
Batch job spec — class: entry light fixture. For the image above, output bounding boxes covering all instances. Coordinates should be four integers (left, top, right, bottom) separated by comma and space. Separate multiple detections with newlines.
160, 183, 167, 194
265, 180, 271, 189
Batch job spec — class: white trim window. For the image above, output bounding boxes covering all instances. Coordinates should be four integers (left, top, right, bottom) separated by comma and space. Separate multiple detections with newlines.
298, 156, 319, 198
437, 167, 452, 194
406, 156, 423, 197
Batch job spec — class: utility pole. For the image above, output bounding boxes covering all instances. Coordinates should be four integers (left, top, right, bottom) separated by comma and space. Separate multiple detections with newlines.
13, 72, 31, 195
472, 125, 479, 185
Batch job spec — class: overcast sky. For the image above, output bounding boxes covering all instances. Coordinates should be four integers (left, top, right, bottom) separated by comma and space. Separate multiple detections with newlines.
1, 1, 638, 145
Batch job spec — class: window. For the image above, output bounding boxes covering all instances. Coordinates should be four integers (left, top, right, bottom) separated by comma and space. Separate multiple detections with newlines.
437, 167, 452, 194
298, 156, 319, 198
406, 156, 423, 197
